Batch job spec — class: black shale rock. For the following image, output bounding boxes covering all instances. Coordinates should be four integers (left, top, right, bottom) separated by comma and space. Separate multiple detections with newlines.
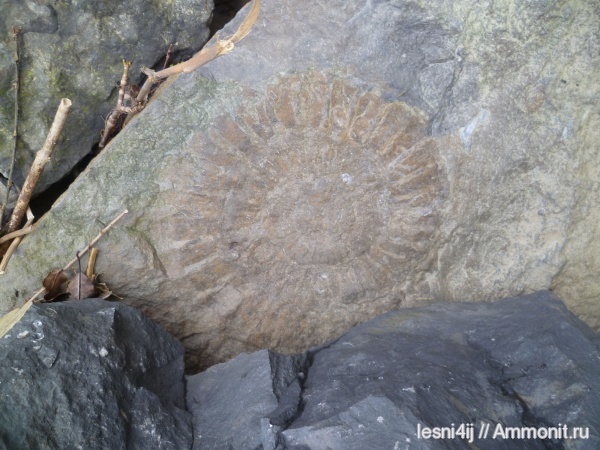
185, 291, 600, 449
0, 299, 192, 450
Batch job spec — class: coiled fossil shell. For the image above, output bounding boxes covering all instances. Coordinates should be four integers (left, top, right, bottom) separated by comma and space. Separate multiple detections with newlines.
152, 71, 447, 365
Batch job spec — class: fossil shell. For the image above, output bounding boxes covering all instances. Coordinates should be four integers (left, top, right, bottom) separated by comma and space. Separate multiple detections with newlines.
151, 71, 447, 366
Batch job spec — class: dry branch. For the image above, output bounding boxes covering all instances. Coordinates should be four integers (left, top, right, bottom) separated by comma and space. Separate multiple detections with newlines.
6, 98, 72, 234
86, 247, 98, 279
0, 208, 33, 274
99, 0, 260, 147
75, 251, 82, 300
163, 44, 173, 69
26, 209, 128, 303
99, 61, 132, 149
132, 0, 261, 116
63, 209, 128, 271
0, 224, 34, 245
117, 60, 132, 108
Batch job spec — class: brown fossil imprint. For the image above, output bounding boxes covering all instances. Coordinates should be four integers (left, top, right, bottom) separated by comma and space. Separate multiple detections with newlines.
150, 71, 447, 366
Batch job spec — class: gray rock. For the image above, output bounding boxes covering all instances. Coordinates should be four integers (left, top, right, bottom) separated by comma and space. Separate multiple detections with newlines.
0, 182, 17, 227
0, 0, 598, 373
0, 0, 213, 192
0, 299, 192, 450
186, 350, 308, 450
185, 291, 600, 449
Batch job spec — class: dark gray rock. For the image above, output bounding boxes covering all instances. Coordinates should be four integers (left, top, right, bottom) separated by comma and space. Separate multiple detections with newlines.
186, 350, 308, 450
185, 292, 600, 449
0, 0, 212, 192
0, 299, 192, 450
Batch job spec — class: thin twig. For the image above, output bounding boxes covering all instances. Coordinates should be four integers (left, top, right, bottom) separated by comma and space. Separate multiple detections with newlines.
27, 209, 128, 303
1, 26, 22, 231
106, 1, 260, 143
76, 251, 82, 300
0, 224, 34, 245
63, 210, 129, 271
0, 238, 21, 275
86, 247, 98, 279
0, 208, 33, 275
117, 60, 132, 109
5, 98, 72, 236
163, 44, 173, 69
134, 0, 261, 109
99, 60, 132, 149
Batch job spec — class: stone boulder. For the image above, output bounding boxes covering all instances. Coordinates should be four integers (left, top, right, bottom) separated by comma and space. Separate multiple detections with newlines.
0, 298, 192, 450
186, 350, 308, 449
0, 0, 598, 372
186, 291, 600, 449
0, 0, 212, 192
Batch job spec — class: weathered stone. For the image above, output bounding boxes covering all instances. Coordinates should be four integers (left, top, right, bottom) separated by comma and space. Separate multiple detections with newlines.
0, 0, 212, 192
0, 0, 598, 372
197, 0, 600, 322
0, 298, 192, 450
0, 182, 17, 226
186, 350, 308, 449
185, 292, 600, 449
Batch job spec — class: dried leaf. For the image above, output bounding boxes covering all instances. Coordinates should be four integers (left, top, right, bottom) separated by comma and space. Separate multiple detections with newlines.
43, 269, 69, 301
67, 271, 98, 300
95, 282, 117, 300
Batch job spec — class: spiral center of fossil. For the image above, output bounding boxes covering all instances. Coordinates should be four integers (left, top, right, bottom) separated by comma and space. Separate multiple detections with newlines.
262, 138, 384, 265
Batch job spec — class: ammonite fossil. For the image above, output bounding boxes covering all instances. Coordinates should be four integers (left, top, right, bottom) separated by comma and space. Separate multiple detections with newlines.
151, 70, 447, 366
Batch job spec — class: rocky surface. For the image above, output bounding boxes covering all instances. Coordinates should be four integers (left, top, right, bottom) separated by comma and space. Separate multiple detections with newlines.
0, 0, 212, 193
0, 0, 598, 371
186, 291, 600, 449
0, 182, 17, 225
0, 298, 192, 450
186, 350, 308, 449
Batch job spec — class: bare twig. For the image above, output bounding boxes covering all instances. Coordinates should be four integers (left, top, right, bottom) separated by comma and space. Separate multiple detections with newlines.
1, 26, 22, 231
135, 0, 260, 108
76, 251, 82, 300
86, 247, 98, 279
5, 98, 72, 235
163, 44, 174, 69
0, 208, 33, 274
27, 209, 128, 303
63, 210, 129, 271
99, 60, 133, 148
0, 238, 21, 274
0, 224, 34, 245
117, 60, 132, 109
103, 0, 260, 145
98, 110, 120, 149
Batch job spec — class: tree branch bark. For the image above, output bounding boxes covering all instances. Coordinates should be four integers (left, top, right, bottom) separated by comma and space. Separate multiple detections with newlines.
6, 98, 72, 234
134, 0, 261, 106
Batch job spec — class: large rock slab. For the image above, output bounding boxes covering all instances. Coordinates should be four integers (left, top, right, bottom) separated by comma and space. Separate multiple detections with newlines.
0, 0, 212, 192
186, 291, 600, 449
0, 0, 598, 371
0, 298, 192, 450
